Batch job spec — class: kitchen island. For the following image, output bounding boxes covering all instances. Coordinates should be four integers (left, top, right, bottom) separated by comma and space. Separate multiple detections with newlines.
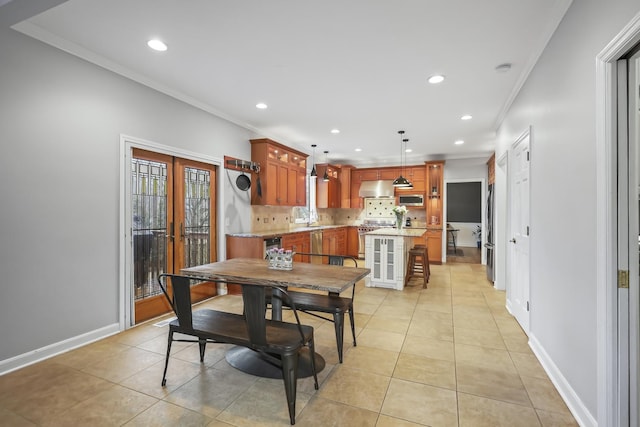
364, 228, 426, 290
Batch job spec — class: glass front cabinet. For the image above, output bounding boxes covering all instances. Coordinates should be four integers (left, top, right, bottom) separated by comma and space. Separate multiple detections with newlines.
365, 235, 408, 290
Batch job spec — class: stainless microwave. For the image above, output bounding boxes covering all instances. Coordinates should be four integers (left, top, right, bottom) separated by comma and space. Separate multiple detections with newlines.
398, 194, 424, 206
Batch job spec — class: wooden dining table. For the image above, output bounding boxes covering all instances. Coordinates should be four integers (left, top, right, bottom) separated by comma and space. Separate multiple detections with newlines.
181, 257, 371, 378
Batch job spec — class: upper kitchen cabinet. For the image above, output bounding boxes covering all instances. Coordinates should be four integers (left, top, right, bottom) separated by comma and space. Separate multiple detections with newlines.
396, 165, 426, 192
316, 163, 340, 208
250, 139, 308, 206
350, 167, 400, 208
352, 167, 400, 182
425, 161, 445, 226
339, 165, 353, 208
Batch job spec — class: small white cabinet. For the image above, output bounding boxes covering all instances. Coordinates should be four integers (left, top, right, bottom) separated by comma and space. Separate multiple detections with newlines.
364, 228, 426, 291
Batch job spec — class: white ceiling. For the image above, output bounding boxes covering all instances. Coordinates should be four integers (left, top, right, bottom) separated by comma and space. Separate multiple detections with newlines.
11, 0, 571, 167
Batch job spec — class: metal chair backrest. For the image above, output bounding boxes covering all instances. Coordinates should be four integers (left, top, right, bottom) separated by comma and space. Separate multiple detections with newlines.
295, 253, 358, 268
158, 274, 195, 330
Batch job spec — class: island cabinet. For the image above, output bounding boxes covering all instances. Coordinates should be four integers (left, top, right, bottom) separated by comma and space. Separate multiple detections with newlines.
363, 228, 425, 291
250, 138, 308, 206
366, 235, 405, 289
322, 227, 347, 259
281, 231, 311, 263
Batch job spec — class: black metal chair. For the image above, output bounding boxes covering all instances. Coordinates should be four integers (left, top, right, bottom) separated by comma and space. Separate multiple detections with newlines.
158, 274, 318, 425
269, 253, 359, 363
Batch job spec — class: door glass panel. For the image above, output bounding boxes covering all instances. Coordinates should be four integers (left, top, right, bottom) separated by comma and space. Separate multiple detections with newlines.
183, 166, 211, 268
132, 158, 168, 299
386, 238, 394, 280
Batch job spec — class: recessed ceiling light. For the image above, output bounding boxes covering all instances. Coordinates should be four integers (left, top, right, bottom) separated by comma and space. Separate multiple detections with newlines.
454, 140, 465, 145
147, 39, 167, 51
354, 148, 362, 152
495, 63, 512, 73
428, 74, 445, 84
331, 129, 340, 134
405, 148, 413, 153
256, 103, 268, 109
461, 114, 473, 120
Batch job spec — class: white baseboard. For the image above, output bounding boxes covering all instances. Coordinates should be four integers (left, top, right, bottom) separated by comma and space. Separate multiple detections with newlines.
529, 333, 597, 427
0, 323, 120, 376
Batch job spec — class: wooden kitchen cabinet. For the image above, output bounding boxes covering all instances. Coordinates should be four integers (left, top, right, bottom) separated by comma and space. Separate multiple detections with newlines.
281, 231, 310, 263
425, 161, 445, 226
426, 228, 443, 264
346, 226, 359, 258
322, 227, 347, 260
353, 167, 400, 182
316, 163, 340, 208
339, 165, 353, 208
226, 235, 265, 260
350, 172, 363, 209
250, 138, 308, 206
395, 165, 426, 193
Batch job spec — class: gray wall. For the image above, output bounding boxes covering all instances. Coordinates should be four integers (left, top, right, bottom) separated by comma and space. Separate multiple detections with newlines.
495, 0, 639, 420
0, 27, 253, 362
2, 0, 640, 422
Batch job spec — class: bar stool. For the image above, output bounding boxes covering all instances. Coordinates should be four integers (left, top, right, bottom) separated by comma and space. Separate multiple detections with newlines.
405, 245, 430, 288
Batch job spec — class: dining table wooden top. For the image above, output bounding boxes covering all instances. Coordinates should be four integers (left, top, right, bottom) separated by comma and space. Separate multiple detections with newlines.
181, 257, 371, 293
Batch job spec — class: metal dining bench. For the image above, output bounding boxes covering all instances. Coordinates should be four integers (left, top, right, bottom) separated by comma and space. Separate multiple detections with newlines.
158, 274, 318, 425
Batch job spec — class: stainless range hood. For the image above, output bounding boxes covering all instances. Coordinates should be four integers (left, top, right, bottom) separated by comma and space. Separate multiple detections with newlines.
358, 180, 395, 198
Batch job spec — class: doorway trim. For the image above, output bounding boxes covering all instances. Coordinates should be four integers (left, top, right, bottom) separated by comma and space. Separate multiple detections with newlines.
118, 134, 224, 330
442, 178, 486, 265
595, 13, 640, 427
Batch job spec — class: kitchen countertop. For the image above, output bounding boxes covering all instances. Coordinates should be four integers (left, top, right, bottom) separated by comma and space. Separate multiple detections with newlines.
226, 224, 349, 238
364, 228, 427, 237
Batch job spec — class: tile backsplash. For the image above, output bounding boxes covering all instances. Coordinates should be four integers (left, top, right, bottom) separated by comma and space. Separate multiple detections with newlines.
250, 205, 427, 232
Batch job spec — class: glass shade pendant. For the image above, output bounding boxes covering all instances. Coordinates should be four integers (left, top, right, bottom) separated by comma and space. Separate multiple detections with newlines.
310, 144, 317, 177
393, 131, 411, 187
322, 151, 330, 182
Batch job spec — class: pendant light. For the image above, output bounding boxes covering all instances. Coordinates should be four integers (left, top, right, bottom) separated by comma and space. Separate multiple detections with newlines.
310, 144, 317, 177
322, 150, 330, 182
403, 137, 413, 189
393, 130, 411, 187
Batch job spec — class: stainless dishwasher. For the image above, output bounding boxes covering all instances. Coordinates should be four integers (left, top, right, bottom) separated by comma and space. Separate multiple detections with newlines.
310, 230, 323, 263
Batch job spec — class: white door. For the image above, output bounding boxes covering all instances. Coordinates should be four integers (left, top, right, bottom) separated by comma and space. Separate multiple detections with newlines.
508, 128, 531, 333
617, 45, 640, 427
630, 47, 640, 427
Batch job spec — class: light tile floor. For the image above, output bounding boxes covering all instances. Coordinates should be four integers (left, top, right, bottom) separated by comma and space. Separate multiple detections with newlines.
0, 263, 579, 426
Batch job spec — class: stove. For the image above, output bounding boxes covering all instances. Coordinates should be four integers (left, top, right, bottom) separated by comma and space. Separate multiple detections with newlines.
358, 219, 394, 231
357, 220, 395, 258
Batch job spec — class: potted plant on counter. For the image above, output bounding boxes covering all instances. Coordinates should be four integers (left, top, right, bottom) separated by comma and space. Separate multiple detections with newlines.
392, 205, 408, 229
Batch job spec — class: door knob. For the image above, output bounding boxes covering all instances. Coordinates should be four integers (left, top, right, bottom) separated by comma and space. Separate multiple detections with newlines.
510, 238, 516, 243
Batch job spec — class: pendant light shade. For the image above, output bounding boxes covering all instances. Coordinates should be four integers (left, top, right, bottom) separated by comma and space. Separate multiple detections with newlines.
310, 144, 317, 177
322, 150, 330, 182
393, 130, 412, 187
403, 138, 413, 189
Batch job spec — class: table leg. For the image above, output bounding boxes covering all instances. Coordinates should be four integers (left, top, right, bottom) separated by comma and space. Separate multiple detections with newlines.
271, 287, 283, 321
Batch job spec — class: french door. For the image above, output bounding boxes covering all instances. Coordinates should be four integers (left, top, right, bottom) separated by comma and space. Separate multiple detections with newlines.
131, 148, 218, 323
